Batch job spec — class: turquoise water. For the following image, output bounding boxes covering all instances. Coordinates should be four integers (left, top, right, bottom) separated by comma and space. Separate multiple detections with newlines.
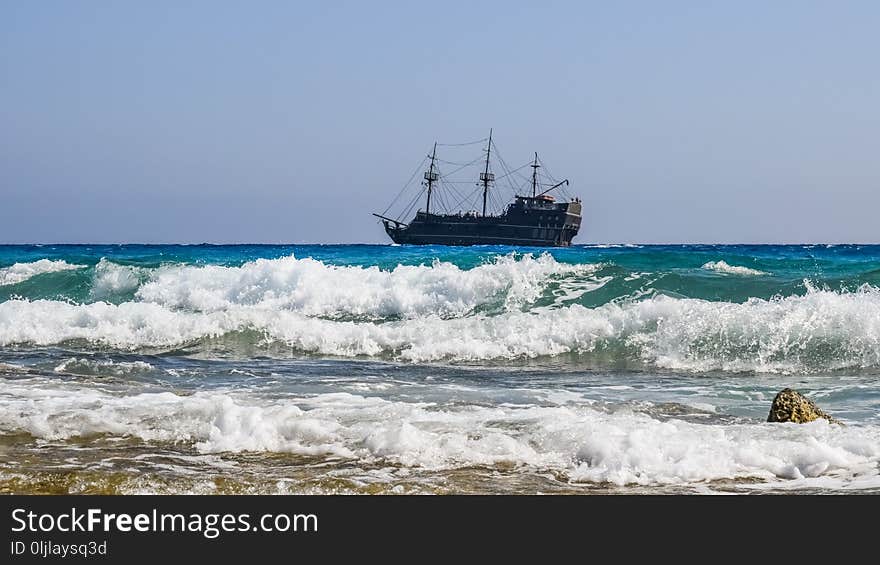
4, 243, 880, 305
1, 244, 878, 493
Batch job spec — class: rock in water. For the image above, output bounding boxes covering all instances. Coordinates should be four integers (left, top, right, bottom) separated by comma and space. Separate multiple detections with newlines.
767, 388, 841, 424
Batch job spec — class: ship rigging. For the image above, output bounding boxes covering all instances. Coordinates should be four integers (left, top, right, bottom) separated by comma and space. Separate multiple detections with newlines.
373, 131, 582, 247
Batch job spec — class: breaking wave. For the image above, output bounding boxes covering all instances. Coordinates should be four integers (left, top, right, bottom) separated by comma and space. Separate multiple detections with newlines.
1, 253, 880, 372
0, 384, 876, 488
0, 259, 84, 286
90, 259, 145, 300
132, 253, 602, 318
2, 280, 880, 372
702, 260, 768, 276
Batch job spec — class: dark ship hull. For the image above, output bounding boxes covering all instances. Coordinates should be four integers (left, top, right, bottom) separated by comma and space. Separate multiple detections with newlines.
380, 196, 582, 247
375, 131, 583, 247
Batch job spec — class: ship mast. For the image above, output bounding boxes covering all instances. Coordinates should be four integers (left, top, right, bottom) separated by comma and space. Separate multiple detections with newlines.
531, 152, 540, 197
424, 142, 438, 217
479, 129, 494, 216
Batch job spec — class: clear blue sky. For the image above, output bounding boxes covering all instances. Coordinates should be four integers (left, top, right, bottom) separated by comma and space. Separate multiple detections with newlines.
2, 1, 878, 244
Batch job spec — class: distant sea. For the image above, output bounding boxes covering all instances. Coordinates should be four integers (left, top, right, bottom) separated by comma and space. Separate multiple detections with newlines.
1, 243, 878, 494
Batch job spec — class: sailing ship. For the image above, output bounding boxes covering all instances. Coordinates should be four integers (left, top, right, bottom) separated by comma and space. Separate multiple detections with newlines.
373, 130, 582, 246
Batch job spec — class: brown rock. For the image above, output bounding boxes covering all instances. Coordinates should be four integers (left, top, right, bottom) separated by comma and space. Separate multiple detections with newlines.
767, 388, 841, 424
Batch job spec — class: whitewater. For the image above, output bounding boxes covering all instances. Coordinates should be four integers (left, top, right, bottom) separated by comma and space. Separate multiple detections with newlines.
1, 244, 878, 494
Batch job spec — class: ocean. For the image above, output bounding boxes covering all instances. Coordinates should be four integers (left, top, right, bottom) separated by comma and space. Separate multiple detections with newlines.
1, 243, 878, 494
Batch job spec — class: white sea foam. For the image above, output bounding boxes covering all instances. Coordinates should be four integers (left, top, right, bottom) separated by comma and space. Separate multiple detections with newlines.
2, 253, 880, 372
133, 253, 601, 318
702, 260, 768, 276
89, 259, 144, 299
3, 284, 880, 372
0, 300, 233, 348
0, 259, 84, 286
53, 357, 154, 376
0, 383, 876, 489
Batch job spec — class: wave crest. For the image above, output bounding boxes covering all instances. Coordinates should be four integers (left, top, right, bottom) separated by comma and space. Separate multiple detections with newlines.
3, 283, 880, 372
0, 259, 84, 286
702, 261, 768, 276
90, 259, 145, 300
134, 253, 603, 318
0, 385, 876, 488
